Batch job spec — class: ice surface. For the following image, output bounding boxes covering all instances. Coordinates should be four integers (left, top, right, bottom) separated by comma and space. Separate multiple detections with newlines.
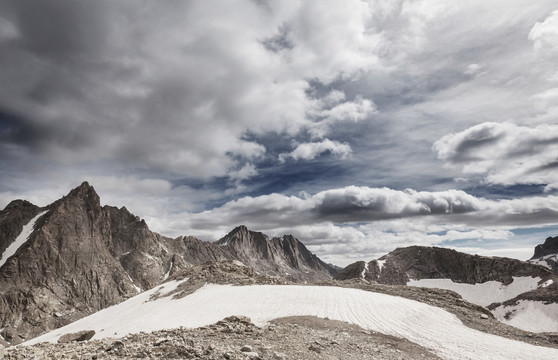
25, 282, 558, 360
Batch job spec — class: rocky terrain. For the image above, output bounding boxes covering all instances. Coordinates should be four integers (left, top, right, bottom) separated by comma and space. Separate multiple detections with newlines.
529, 236, 558, 275
3, 315, 442, 360
3, 260, 558, 359
0, 182, 337, 345
334, 245, 558, 333
335, 246, 554, 285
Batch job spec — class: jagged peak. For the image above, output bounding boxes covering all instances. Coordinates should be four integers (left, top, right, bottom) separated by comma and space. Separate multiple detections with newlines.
223, 225, 261, 239
229, 225, 249, 234
48, 181, 101, 211
68, 181, 96, 195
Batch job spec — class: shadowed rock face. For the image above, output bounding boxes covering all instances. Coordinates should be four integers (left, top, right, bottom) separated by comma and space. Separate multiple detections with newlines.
0, 182, 337, 344
215, 226, 339, 282
532, 237, 558, 259
336, 246, 554, 285
529, 237, 558, 276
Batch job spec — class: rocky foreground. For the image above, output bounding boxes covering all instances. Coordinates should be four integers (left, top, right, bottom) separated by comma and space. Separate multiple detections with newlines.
3, 261, 558, 359
3, 315, 442, 360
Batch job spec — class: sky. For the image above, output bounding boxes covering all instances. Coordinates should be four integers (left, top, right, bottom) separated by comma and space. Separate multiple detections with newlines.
1, 0, 558, 266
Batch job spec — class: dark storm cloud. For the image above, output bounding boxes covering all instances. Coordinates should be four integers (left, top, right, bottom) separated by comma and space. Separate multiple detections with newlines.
7, 0, 112, 59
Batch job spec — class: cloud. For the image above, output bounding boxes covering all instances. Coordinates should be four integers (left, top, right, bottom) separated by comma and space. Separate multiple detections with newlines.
138, 185, 558, 266
0, 0, 381, 181
529, 10, 558, 59
433, 122, 558, 190
279, 139, 352, 162
309, 94, 377, 138
158, 185, 558, 237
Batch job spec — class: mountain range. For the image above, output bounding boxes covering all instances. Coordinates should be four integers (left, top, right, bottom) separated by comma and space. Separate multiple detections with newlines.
1, 181, 557, 353
0, 182, 337, 345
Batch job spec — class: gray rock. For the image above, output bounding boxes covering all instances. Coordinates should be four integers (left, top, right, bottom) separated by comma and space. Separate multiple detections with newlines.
58, 330, 95, 343
241, 345, 253, 352
273, 351, 287, 359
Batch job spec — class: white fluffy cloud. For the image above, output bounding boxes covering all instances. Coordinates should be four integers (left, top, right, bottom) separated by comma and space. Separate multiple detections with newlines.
137, 185, 558, 265
433, 122, 558, 190
529, 10, 558, 59
279, 139, 352, 162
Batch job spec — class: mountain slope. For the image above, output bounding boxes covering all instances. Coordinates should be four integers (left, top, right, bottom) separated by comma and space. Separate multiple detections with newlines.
335, 245, 558, 332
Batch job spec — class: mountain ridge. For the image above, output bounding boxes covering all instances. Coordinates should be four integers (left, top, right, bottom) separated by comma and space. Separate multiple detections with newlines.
0, 182, 337, 345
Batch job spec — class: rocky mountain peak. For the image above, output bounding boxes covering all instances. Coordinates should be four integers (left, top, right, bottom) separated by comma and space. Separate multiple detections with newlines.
49, 181, 101, 214
3, 199, 38, 212
532, 236, 558, 259
217, 225, 268, 247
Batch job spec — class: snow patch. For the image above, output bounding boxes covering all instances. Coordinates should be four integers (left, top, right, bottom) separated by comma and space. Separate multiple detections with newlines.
541, 279, 553, 288
529, 258, 552, 269
492, 301, 558, 333
360, 262, 369, 279
407, 277, 541, 307
528, 254, 558, 270
24, 284, 558, 360
163, 260, 174, 281
377, 260, 385, 271
0, 210, 48, 269
126, 274, 142, 293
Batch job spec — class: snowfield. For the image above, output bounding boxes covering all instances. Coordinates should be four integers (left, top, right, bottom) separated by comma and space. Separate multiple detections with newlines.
0, 210, 48, 269
407, 276, 541, 307
406, 277, 558, 333
492, 301, 558, 333
25, 282, 558, 360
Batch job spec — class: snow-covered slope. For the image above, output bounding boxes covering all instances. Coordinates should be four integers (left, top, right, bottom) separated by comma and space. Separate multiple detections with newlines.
407, 276, 558, 333
492, 300, 558, 333
0, 210, 47, 268
26, 281, 558, 360
407, 276, 541, 307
